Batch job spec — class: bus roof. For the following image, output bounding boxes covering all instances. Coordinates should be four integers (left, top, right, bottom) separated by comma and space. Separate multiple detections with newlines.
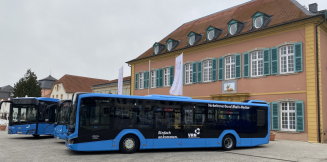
78, 93, 268, 107
12, 97, 59, 104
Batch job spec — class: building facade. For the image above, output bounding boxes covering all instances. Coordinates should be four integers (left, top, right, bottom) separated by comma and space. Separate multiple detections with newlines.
128, 0, 327, 143
50, 74, 109, 100
39, 75, 57, 97
92, 76, 131, 95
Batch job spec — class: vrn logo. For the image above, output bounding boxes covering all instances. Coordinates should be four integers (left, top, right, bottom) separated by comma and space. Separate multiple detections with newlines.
188, 128, 200, 138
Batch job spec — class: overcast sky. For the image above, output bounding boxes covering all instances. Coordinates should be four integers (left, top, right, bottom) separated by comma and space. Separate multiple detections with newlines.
0, 0, 326, 86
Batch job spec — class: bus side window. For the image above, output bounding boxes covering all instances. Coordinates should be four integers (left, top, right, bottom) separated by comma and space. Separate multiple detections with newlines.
183, 107, 193, 129
257, 110, 266, 126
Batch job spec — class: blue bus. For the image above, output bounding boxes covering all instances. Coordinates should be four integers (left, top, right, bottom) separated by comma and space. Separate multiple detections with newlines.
54, 100, 72, 140
1, 97, 59, 137
66, 93, 270, 153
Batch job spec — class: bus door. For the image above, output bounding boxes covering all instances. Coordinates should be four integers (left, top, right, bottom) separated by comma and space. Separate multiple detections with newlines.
37, 102, 57, 135
153, 101, 182, 148
181, 104, 206, 147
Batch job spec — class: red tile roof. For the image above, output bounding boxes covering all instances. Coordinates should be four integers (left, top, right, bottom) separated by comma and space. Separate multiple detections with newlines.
129, 0, 312, 62
55, 74, 109, 93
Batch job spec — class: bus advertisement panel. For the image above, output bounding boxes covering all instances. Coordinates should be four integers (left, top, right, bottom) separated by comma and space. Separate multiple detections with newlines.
66, 94, 269, 153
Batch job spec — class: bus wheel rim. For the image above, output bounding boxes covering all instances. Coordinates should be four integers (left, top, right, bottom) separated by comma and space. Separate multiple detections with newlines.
124, 138, 135, 150
224, 137, 233, 148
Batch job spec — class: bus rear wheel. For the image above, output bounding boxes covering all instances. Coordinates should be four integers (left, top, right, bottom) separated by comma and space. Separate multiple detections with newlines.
119, 135, 139, 153
222, 135, 235, 151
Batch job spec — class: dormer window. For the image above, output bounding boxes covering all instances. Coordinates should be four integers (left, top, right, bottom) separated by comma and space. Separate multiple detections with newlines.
252, 12, 270, 29
206, 26, 221, 41
153, 42, 165, 55
166, 39, 179, 51
228, 20, 243, 36
188, 32, 201, 46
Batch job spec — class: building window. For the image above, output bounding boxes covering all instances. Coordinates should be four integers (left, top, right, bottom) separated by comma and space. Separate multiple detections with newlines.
150, 70, 156, 88
250, 50, 264, 77
60, 94, 63, 99
188, 33, 196, 46
188, 32, 201, 46
203, 59, 212, 82
229, 23, 238, 35
163, 68, 170, 87
166, 39, 178, 52
184, 63, 193, 84
206, 27, 221, 41
225, 56, 236, 80
279, 45, 294, 74
254, 16, 264, 29
139, 73, 144, 89
280, 102, 296, 131
153, 43, 165, 55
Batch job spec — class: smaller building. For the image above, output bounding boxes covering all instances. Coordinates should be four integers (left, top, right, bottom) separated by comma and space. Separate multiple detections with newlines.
0, 85, 13, 100
50, 74, 109, 100
39, 75, 57, 97
92, 76, 131, 95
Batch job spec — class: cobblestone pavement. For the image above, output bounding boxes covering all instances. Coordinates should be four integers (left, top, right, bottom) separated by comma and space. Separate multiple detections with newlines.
0, 131, 327, 162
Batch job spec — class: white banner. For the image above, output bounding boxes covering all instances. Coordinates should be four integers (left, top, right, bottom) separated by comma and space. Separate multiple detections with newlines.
169, 53, 183, 95
118, 66, 123, 95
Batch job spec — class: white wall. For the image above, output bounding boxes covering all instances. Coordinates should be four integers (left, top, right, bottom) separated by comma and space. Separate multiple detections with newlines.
50, 83, 72, 100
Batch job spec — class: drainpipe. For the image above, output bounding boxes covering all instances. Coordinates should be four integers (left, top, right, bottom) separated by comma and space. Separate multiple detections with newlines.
315, 15, 325, 143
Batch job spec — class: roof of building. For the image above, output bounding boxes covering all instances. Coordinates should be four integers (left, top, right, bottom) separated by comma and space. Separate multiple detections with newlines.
0, 85, 13, 93
92, 76, 131, 88
55, 74, 109, 93
39, 75, 57, 89
128, 0, 315, 63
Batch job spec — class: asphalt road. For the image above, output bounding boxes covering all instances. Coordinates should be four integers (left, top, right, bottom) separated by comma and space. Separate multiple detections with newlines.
0, 131, 327, 162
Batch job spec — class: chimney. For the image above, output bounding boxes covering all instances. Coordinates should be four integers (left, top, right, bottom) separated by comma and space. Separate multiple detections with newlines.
309, 3, 318, 14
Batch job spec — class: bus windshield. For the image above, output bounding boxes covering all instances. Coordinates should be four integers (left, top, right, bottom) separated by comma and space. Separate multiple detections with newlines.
57, 101, 72, 125
10, 104, 37, 125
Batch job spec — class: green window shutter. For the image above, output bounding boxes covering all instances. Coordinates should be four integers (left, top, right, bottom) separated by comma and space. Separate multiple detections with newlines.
296, 101, 304, 132
212, 58, 217, 81
218, 57, 224, 80
144, 71, 149, 89
135, 73, 139, 89
271, 102, 280, 131
156, 69, 159, 88
243, 53, 249, 78
197, 62, 202, 83
294, 42, 303, 72
170, 66, 174, 86
264, 48, 271, 76
235, 54, 241, 78
271, 47, 279, 75
159, 69, 163, 87
192, 62, 197, 83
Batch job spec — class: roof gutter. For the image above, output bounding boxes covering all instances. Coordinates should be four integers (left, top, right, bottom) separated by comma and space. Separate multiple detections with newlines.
127, 14, 325, 64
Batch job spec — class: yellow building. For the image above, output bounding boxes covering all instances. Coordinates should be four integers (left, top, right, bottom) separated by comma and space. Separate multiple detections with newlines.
127, 0, 327, 142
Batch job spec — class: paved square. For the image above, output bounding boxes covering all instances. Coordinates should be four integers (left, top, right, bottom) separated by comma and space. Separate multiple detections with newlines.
0, 131, 327, 162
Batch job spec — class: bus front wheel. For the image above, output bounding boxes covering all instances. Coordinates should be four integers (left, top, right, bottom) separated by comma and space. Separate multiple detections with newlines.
222, 135, 235, 151
119, 135, 139, 153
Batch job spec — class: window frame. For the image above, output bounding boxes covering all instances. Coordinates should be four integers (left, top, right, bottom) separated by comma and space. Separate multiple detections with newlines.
150, 70, 156, 88
202, 59, 213, 82
253, 16, 264, 29
138, 72, 144, 89
163, 67, 170, 87
188, 33, 196, 46
250, 50, 264, 77
184, 63, 193, 85
280, 102, 296, 132
279, 45, 295, 74
225, 55, 236, 80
